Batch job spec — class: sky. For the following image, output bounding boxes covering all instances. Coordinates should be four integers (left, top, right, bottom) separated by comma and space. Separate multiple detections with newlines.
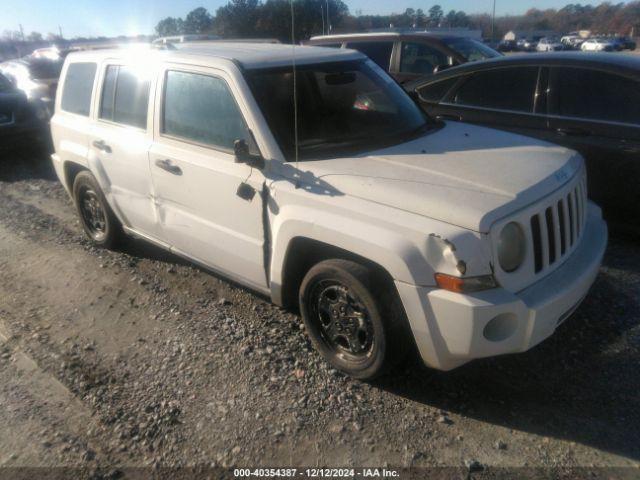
1, 0, 631, 38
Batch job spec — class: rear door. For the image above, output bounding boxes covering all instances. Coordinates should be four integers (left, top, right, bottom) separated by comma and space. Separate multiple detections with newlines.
429, 66, 548, 138
547, 66, 640, 223
148, 63, 267, 291
89, 62, 159, 238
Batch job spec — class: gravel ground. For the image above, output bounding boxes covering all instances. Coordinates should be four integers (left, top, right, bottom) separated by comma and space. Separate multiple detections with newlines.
0, 147, 638, 479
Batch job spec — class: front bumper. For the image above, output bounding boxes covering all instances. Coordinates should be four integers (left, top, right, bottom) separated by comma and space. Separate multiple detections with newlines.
396, 202, 607, 371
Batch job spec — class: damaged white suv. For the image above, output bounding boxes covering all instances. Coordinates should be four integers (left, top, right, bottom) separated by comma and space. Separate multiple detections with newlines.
51, 44, 607, 379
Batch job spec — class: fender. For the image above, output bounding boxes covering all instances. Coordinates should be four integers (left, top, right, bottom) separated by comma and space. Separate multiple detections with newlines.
269, 204, 430, 306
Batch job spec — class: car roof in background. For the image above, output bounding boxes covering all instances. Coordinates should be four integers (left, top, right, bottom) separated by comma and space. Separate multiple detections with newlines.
309, 32, 477, 42
406, 52, 640, 89
65, 42, 365, 69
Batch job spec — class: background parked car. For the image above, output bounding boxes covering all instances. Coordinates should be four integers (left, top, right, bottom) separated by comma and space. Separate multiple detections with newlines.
406, 53, 640, 231
615, 36, 637, 50
606, 36, 637, 51
0, 72, 48, 149
560, 35, 585, 50
497, 39, 518, 52
581, 38, 616, 52
0, 56, 64, 118
517, 37, 540, 52
537, 37, 565, 52
307, 33, 501, 84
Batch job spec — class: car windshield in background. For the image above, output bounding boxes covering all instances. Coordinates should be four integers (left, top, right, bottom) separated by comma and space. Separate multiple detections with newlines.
26, 59, 64, 79
245, 59, 430, 160
443, 37, 502, 61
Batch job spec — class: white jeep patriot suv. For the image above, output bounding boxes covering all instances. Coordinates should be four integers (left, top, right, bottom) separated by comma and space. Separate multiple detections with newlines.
51, 43, 608, 379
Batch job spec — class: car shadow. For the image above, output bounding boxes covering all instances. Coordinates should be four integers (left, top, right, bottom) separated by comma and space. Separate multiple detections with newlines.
373, 238, 640, 461
107, 213, 639, 462
0, 145, 56, 182
115, 235, 272, 302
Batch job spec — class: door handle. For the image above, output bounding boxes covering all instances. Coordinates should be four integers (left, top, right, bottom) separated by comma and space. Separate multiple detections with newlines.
92, 139, 112, 153
556, 127, 590, 137
155, 159, 182, 176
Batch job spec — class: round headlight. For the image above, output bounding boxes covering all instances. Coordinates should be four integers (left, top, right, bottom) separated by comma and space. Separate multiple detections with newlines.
498, 222, 526, 273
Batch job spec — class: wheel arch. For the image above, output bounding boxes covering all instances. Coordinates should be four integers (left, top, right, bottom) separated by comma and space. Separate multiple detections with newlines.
63, 160, 89, 194
277, 236, 400, 311
269, 210, 426, 310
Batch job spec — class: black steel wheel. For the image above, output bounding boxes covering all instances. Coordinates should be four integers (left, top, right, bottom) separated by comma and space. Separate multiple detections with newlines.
310, 281, 374, 360
73, 170, 121, 248
78, 186, 107, 241
299, 259, 406, 379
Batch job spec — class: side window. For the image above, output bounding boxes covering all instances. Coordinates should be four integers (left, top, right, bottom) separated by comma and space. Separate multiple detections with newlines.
162, 70, 248, 151
345, 42, 393, 70
99, 65, 150, 129
400, 42, 449, 74
417, 77, 459, 103
553, 67, 640, 124
453, 67, 539, 113
61, 62, 97, 116
315, 43, 342, 49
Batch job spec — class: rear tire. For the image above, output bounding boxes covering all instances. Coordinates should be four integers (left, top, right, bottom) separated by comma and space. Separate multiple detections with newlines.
299, 259, 407, 380
72, 171, 122, 249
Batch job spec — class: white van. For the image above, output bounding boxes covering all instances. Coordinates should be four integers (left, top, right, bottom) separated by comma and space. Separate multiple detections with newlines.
50, 43, 607, 378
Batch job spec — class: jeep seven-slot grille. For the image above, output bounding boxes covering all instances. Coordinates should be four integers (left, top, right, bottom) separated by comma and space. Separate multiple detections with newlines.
529, 178, 588, 274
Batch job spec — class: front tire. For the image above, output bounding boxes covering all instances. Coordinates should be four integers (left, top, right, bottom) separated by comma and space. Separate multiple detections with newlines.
299, 259, 406, 380
73, 171, 121, 249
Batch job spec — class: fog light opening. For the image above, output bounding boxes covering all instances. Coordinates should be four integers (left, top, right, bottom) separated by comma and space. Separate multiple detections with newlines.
483, 313, 518, 342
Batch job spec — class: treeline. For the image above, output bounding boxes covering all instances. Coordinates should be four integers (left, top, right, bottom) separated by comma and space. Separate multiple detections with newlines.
2, 1, 639, 44
154, 1, 640, 42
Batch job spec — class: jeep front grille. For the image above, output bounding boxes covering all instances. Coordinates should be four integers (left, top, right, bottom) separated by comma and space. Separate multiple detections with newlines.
529, 176, 588, 274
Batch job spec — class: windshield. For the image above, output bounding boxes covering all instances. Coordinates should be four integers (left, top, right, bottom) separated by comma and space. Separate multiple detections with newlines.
26, 59, 63, 80
443, 37, 502, 61
245, 59, 431, 161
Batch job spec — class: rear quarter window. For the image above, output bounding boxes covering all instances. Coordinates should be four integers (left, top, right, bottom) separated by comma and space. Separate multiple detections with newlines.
417, 77, 459, 103
60, 62, 97, 116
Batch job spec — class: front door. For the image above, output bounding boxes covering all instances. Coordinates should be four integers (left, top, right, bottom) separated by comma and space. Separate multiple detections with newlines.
432, 66, 548, 139
149, 65, 267, 291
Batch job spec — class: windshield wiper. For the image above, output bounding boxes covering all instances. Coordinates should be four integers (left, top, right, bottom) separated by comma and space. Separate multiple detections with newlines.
393, 122, 435, 142
298, 124, 434, 153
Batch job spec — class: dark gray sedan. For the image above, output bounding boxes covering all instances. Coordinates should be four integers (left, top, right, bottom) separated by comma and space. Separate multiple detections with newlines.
0, 72, 48, 150
406, 53, 640, 232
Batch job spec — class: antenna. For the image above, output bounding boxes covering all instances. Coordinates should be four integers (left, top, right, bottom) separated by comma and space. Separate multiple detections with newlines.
290, 0, 300, 188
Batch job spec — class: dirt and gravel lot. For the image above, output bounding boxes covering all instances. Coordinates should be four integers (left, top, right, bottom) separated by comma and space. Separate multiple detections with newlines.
0, 147, 639, 479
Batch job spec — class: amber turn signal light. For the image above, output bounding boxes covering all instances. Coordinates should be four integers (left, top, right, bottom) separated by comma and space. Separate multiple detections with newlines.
434, 273, 497, 293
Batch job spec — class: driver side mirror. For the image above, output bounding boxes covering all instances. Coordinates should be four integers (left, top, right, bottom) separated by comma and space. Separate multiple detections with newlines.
234, 139, 265, 170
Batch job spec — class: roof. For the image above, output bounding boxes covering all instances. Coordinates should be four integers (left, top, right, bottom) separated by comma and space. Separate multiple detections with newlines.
309, 32, 471, 41
65, 42, 364, 69
406, 52, 640, 89
311, 32, 402, 40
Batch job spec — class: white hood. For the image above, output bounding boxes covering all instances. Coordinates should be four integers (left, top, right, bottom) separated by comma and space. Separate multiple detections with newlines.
296, 122, 583, 232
